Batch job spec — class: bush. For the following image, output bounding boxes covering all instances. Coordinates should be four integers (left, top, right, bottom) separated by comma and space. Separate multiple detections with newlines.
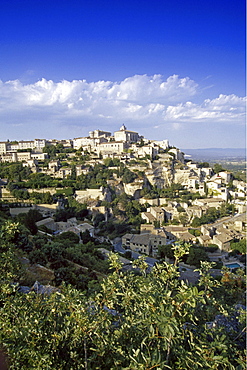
230, 239, 246, 254
38, 225, 54, 234
54, 231, 80, 244
214, 261, 223, 269
29, 250, 48, 265
189, 229, 201, 237
204, 244, 219, 253
186, 246, 209, 267
0, 251, 245, 369
228, 249, 240, 257
124, 250, 132, 259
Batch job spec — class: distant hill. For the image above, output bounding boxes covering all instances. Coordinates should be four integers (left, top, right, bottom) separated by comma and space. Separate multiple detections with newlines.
182, 148, 246, 162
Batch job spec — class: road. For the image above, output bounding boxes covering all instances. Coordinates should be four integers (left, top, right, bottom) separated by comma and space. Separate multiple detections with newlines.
113, 241, 126, 254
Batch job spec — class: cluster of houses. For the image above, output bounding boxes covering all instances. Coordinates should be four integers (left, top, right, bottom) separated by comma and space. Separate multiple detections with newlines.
122, 212, 246, 258
36, 216, 95, 240
1, 124, 245, 204
1, 125, 246, 261
0, 125, 171, 179
0, 125, 168, 163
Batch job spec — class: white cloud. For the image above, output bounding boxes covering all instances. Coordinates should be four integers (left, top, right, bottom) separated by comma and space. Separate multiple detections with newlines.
0, 75, 245, 140
165, 94, 246, 123
0, 74, 197, 109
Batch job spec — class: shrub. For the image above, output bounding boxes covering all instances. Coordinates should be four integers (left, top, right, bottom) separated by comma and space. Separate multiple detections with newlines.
204, 244, 219, 253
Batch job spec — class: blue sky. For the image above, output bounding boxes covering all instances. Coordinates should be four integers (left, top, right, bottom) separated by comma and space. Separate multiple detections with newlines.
0, 0, 245, 148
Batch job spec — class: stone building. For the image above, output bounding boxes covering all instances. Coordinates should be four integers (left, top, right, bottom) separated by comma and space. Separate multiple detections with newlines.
114, 124, 139, 143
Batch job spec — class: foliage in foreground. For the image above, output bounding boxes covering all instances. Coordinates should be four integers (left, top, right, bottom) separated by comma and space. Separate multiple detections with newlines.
0, 223, 246, 369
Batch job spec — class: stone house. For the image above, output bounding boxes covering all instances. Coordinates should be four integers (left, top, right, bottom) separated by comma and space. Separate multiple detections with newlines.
0, 142, 7, 154
76, 223, 95, 237
163, 226, 195, 243
96, 141, 128, 156
23, 161, 38, 173
197, 234, 212, 246
186, 205, 207, 221
48, 160, 60, 173
141, 206, 166, 224
212, 233, 233, 251
53, 167, 72, 178
141, 212, 156, 224
31, 152, 47, 160
162, 206, 180, 221
122, 231, 167, 257
168, 148, 184, 163
0, 152, 18, 162
16, 152, 32, 161
114, 124, 140, 143
75, 165, 90, 176
75, 187, 105, 202
234, 214, 247, 232
218, 171, 232, 183
134, 144, 159, 160
139, 198, 159, 206
73, 137, 97, 150
201, 225, 216, 238
233, 180, 246, 194
149, 207, 166, 223
36, 218, 58, 232
89, 129, 111, 139
193, 198, 225, 209
152, 139, 169, 150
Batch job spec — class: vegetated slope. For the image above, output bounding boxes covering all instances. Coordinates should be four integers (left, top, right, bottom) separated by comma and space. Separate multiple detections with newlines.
0, 221, 246, 369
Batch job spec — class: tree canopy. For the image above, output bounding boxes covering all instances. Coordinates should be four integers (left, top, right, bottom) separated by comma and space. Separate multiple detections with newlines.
0, 238, 245, 369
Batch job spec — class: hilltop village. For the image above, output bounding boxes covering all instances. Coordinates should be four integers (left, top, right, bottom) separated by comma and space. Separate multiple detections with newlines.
0, 125, 246, 369
0, 125, 246, 274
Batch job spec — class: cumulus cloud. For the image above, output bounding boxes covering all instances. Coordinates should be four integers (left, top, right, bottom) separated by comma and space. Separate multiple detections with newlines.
165, 94, 246, 123
0, 74, 197, 107
0, 74, 245, 139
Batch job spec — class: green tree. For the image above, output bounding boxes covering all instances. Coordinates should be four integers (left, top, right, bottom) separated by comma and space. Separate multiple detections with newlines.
16, 209, 42, 235
213, 163, 225, 173
29, 249, 48, 265
54, 231, 80, 245
80, 229, 94, 244
230, 239, 246, 254
0, 251, 245, 369
179, 212, 189, 226
0, 221, 23, 291
186, 246, 209, 267
43, 192, 54, 204
158, 243, 175, 260
189, 228, 201, 237
122, 168, 138, 183
198, 162, 210, 168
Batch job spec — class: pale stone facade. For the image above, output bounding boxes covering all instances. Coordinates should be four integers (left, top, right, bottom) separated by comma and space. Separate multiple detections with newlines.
152, 140, 169, 150
114, 124, 139, 143
0, 142, 7, 154
89, 129, 111, 139
75, 187, 105, 202
73, 137, 96, 150
122, 231, 167, 257
97, 141, 128, 155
